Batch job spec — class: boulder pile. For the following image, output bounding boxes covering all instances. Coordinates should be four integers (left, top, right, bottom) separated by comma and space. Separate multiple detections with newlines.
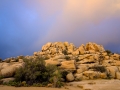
0, 42, 120, 82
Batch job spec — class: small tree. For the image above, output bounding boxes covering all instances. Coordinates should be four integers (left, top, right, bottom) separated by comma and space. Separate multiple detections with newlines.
62, 50, 68, 55
14, 56, 63, 87
106, 50, 112, 55
98, 52, 104, 65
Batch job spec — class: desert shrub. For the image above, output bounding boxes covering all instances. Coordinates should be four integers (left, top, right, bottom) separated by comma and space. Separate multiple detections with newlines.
5, 59, 10, 63
0, 58, 2, 62
65, 56, 70, 60
75, 58, 79, 62
62, 50, 68, 55
43, 56, 49, 60
2, 81, 22, 87
90, 66, 106, 73
13, 56, 63, 87
106, 73, 112, 79
106, 50, 112, 55
46, 64, 63, 87
60, 70, 68, 82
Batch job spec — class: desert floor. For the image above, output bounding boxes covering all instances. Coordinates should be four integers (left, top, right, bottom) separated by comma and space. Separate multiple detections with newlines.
1, 79, 120, 90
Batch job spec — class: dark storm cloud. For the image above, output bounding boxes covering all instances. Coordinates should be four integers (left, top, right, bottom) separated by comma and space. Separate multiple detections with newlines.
0, 0, 120, 59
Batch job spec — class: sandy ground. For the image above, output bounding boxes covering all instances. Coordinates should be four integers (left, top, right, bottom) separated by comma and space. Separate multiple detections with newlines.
1, 79, 120, 90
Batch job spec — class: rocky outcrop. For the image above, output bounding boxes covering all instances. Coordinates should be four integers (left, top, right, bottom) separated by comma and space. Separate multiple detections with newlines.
0, 62, 24, 78
60, 60, 76, 71
85, 42, 105, 52
0, 42, 120, 82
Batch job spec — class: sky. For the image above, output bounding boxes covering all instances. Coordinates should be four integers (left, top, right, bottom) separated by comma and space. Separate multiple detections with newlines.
0, 0, 120, 59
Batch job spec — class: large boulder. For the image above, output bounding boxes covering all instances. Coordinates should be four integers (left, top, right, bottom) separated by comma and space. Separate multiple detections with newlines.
76, 65, 88, 74
67, 43, 76, 54
111, 53, 120, 60
42, 42, 52, 51
100, 73, 107, 79
64, 42, 69, 47
107, 66, 118, 78
60, 60, 76, 71
85, 42, 105, 52
45, 59, 61, 66
78, 59, 96, 64
66, 73, 74, 82
83, 71, 100, 79
116, 72, 120, 79
78, 44, 86, 54
72, 50, 80, 55
0, 62, 24, 78
74, 73, 83, 81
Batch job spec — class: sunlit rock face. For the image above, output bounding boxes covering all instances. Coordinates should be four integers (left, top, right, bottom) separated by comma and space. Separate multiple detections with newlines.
1, 42, 120, 82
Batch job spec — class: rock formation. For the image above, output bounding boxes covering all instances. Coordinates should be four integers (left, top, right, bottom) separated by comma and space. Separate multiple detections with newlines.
0, 42, 120, 82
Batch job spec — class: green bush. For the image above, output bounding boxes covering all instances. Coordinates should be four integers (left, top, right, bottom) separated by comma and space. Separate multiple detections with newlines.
106, 50, 112, 55
90, 66, 106, 73
65, 56, 70, 60
60, 70, 68, 82
13, 56, 63, 87
62, 50, 68, 55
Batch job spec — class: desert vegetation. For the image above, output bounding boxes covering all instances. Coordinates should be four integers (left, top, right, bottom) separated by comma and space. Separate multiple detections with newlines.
2, 56, 63, 87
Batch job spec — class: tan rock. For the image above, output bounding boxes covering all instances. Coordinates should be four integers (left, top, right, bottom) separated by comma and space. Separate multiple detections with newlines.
116, 72, 120, 79
45, 59, 60, 66
66, 73, 74, 82
57, 59, 66, 62
72, 50, 80, 55
100, 73, 107, 79
78, 59, 95, 64
53, 55, 65, 60
19, 59, 23, 63
67, 43, 75, 54
78, 44, 85, 54
107, 66, 118, 78
112, 53, 120, 60
74, 73, 83, 81
0, 63, 9, 69
102, 52, 107, 56
86, 42, 95, 51
60, 60, 76, 71
94, 54, 99, 60
77, 64, 88, 69
76, 69, 83, 74
0, 62, 24, 77
82, 76, 89, 80
54, 42, 66, 50
42, 42, 52, 51
102, 60, 112, 67
50, 48, 58, 54
78, 55, 85, 60
104, 56, 110, 60
64, 42, 69, 47
85, 42, 105, 52
33, 52, 38, 56
76, 65, 88, 72
112, 61, 120, 66
83, 71, 100, 79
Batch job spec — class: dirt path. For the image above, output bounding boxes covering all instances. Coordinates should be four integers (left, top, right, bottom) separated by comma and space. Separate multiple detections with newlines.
1, 79, 120, 90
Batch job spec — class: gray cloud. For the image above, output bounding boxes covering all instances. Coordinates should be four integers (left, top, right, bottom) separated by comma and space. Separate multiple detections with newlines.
0, 0, 120, 59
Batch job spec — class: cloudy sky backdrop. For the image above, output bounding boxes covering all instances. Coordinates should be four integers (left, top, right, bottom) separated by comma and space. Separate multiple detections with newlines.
0, 0, 120, 59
